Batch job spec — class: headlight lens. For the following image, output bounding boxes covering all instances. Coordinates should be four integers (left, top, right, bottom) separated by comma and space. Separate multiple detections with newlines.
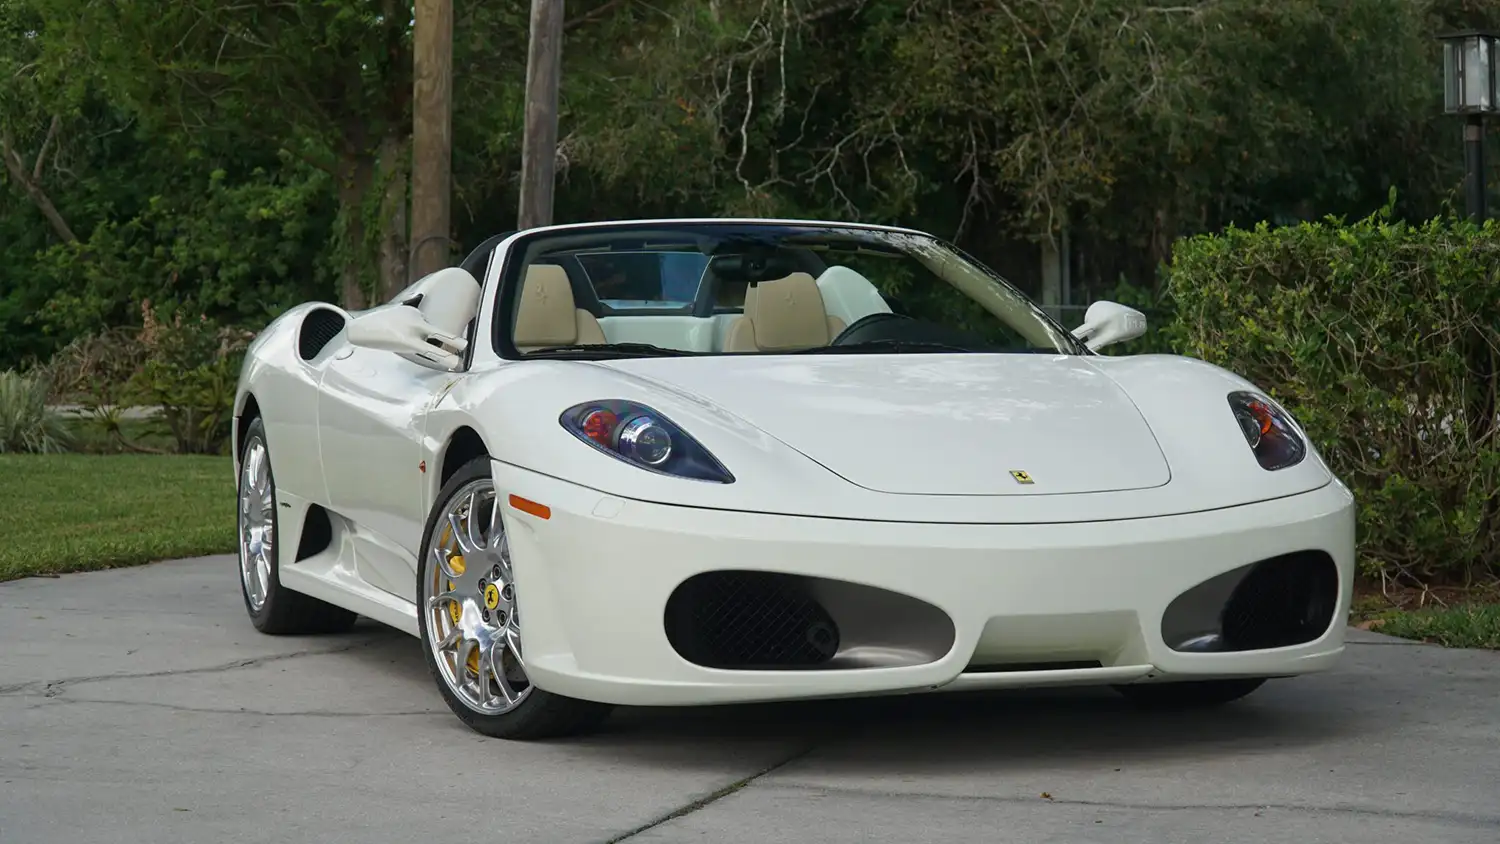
1227, 391, 1306, 471
560, 400, 734, 483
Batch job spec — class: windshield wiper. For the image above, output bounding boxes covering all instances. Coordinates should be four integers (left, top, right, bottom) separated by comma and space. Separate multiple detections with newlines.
525, 342, 695, 359
796, 339, 983, 354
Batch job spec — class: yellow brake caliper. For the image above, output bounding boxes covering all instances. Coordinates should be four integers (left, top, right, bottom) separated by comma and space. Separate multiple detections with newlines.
438, 523, 480, 675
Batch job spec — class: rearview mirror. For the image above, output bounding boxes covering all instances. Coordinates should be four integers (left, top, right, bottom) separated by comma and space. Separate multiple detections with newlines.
1070, 300, 1147, 352
347, 267, 481, 371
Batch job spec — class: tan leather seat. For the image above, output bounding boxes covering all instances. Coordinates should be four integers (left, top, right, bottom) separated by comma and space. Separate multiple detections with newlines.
723, 272, 846, 352
514, 264, 607, 352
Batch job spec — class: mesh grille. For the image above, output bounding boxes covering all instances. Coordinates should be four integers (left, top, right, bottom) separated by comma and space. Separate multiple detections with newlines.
1220, 552, 1339, 651
298, 308, 347, 360
665, 571, 840, 669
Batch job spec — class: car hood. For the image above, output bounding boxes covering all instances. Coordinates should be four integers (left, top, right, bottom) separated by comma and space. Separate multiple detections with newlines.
601, 354, 1170, 496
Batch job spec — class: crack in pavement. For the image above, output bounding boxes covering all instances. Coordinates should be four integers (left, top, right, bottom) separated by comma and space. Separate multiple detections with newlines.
0, 604, 222, 615
30, 695, 441, 719
598, 743, 819, 843
0, 637, 390, 697
763, 783, 1500, 830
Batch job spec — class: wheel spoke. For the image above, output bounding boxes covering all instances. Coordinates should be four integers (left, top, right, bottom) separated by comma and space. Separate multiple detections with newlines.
436, 627, 461, 651
250, 446, 268, 490
448, 512, 478, 558
463, 490, 486, 552
491, 644, 518, 705
426, 590, 459, 614
455, 638, 476, 681
497, 533, 513, 582
477, 645, 500, 706
243, 561, 259, 604
432, 545, 463, 581
504, 618, 524, 666
486, 496, 501, 545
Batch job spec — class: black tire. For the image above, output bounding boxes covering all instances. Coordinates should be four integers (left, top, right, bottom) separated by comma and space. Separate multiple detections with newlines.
237, 415, 359, 635
417, 455, 613, 739
1112, 677, 1267, 709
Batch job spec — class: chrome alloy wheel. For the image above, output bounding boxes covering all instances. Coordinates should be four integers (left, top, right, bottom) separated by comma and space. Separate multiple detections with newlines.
424, 480, 532, 715
238, 436, 275, 612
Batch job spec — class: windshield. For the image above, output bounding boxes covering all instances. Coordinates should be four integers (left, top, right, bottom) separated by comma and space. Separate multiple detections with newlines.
496, 222, 1084, 359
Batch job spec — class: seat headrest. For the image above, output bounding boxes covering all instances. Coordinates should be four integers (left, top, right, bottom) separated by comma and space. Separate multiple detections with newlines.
514, 264, 580, 347
742, 272, 832, 350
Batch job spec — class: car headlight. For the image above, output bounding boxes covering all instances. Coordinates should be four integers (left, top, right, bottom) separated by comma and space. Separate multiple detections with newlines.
1227, 391, 1306, 471
560, 400, 735, 483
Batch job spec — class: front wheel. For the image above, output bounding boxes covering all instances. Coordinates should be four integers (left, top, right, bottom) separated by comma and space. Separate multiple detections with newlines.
417, 456, 612, 739
1112, 677, 1267, 709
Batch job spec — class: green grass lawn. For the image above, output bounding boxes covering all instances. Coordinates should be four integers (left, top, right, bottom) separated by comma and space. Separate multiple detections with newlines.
1352, 582, 1500, 650
0, 453, 236, 582
1374, 604, 1500, 650
1359, 602, 1500, 650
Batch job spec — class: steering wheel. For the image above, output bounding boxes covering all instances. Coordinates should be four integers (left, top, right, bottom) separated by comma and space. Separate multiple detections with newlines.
830, 312, 913, 346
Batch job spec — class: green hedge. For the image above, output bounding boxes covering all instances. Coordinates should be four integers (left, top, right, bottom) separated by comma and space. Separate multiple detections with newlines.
1166, 211, 1500, 584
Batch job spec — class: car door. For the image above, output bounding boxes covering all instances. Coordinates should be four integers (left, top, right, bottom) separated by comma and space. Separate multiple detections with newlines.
317, 343, 456, 602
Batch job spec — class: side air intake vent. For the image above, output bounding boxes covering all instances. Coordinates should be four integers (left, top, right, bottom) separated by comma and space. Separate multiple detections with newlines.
298, 308, 347, 361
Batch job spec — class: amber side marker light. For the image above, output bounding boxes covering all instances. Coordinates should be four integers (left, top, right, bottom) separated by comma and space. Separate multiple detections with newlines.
508, 494, 551, 520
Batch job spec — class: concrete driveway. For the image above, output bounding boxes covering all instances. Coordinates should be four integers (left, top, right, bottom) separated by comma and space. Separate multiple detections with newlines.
2, 556, 1496, 844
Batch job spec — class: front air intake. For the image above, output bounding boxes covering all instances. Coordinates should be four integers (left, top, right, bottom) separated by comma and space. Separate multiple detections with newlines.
664, 571, 840, 669
1162, 550, 1341, 653
1219, 551, 1341, 651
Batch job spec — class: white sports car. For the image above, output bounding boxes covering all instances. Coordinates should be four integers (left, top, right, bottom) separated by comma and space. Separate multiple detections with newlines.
233, 218, 1355, 739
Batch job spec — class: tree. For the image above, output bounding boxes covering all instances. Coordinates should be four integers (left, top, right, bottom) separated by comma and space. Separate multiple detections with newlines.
0, 0, 80, 243
561, 0, 1457, 295
38, 0, 416, 309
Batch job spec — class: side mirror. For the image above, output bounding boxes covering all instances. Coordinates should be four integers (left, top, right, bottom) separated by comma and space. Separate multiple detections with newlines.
347, 306, 467, 371
1070, 300, 1147, 352
347, 268, 481, 371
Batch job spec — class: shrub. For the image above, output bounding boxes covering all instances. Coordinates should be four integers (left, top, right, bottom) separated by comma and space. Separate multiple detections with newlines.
124, 301, 252, 455
44, 326, 151, 407
1166, 209, 1500, 584
39, 302, 252, 455
0, 369, 71, 454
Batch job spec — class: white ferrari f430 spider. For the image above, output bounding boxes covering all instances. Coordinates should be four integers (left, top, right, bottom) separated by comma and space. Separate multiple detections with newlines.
232, 219, 1355, 739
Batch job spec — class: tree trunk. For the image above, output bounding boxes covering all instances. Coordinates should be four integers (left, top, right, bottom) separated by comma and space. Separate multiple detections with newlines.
410, 0, 454, 282
518, 0, 565, 229
336, 156, 377, 311
376, 132, 411, 301
1, 123, 79, 244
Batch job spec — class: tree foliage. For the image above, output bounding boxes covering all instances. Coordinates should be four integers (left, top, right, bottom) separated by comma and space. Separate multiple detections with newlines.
0, 0, 1485, 364
3, 0, 1497, 583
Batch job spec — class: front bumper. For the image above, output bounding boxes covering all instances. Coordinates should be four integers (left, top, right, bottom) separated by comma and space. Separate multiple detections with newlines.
494, 461, 1356, 707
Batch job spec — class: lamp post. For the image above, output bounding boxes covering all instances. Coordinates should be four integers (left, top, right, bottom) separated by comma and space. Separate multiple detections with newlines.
1439, 30, 1500, 221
